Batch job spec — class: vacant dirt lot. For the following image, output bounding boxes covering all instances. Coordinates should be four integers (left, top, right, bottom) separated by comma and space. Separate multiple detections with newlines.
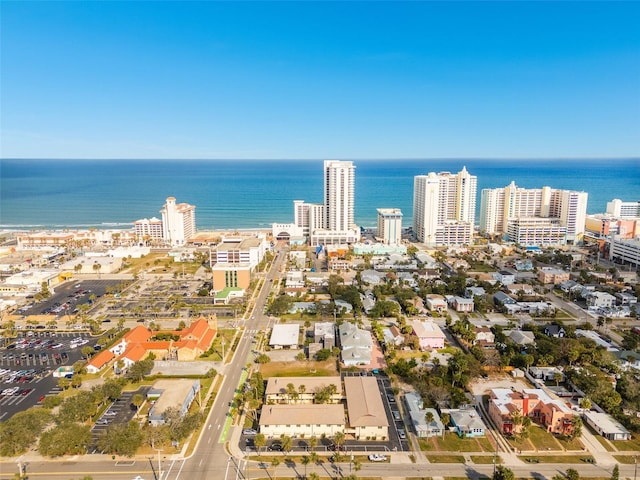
469, 374, 532, 396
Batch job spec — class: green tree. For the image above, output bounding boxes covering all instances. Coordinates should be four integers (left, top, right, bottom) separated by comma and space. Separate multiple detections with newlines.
333, 431, 346, 449
301, 455, 310, 479
493, 465, 515, 480
132, 394, 144, 417
254, 433, 266, 455
565, 468, 580, 480
271, 458, 280, 480
610, 464, 619, 480
96, 421, 143, 457
0, 408, 52, 456
280, 434, 293, 453
38, 423, 92, 456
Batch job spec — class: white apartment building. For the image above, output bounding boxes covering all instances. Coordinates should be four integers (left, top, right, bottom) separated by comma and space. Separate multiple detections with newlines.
413, 167, 477, 246
480, 182, 587, 245
607, 199, 640, 218
507, 217, 567, 246
134, 217, 164, 242
377, 208, 403, 245
160, 197, 196, 246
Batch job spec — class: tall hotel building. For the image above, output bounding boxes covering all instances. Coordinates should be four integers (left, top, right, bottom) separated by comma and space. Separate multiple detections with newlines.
413, 167, 477, 246
275, 160, 361, 246
160, 196, 197, 246
479, 182, 587, 245
377, 208, 403, 245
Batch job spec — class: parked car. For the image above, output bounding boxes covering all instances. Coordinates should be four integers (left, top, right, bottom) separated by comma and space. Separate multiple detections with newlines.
368, 454, 387, 462
398, 428, 406, 439
268, 443, 283, 451
242, 429, 258, 436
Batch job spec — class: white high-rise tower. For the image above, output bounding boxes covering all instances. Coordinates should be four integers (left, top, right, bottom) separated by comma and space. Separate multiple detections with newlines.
160, 196, 196, 246
413, 167, 477, 246
324, 160, 356, 232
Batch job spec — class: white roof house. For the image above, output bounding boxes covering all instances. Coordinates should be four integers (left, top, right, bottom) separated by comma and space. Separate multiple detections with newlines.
405, 392, 444, 437
269, 323, 300, 349
339, 322, 373, 366
583, 411, 631, 441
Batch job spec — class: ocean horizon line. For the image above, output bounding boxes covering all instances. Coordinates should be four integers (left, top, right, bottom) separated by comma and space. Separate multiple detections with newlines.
2, 157, 639, 162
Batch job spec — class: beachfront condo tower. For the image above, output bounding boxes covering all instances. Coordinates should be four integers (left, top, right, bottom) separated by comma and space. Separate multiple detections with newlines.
413, 167, 477, 246
160, 196, 197, 246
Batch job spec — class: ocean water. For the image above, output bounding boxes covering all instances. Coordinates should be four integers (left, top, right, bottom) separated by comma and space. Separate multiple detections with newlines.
1, 158, 638, 230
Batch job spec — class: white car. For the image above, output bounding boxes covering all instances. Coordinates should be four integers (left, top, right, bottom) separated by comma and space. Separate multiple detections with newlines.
368, 454, 387, 462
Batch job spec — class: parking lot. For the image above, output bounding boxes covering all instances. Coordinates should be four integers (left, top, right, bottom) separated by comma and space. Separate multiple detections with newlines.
16, 279, 124, 318
89, 386, 150, 453
0, 331, 97, 421
241, 371, 410, 455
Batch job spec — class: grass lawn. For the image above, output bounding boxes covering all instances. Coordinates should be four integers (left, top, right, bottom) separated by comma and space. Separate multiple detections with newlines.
419, 434, 492, 452
470, 455, 502, 464
522, 425, 563, 451
555, 435, 584, 451
519, 455, 595, 463
613, 455, 638, 464
612, 434, 640, 451
200, 328, 236, 361
259, 359, 339, 377
425, 454, 466, 463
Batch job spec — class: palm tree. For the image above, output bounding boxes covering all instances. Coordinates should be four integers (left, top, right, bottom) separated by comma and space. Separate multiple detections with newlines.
280, 434, 293, 454
333, 431, 346, 450
301, 455, 310, 479
425, 410, 435, 436
309, 473, 320, 480
309, 436, 318, 451
271, 458, 280, 480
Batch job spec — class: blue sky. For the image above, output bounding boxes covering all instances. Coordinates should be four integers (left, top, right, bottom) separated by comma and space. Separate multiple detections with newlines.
1, 1, 639, 159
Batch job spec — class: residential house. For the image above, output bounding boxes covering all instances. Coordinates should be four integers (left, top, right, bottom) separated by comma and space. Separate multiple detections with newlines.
448, 408, 486, 438
405, 392, 444, 438
450, 296, 474, 313
314, 322, 336, 349
494, 271, 516, 285
339, 322, 373, 366
474, 326, 495, 348
544, 324, 566, 338
382, 325, 405, 347
410, 320, 446, 350
506, 330, 536, 347
583, 411, 631, 441
494, 291, 516, 307
465, 286, 486, 299
506, 284, 535, 296
586, 291, 616, 310
425, 294, 448, 313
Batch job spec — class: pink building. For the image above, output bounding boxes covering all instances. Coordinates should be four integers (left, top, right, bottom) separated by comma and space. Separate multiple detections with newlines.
410, 320, 446, 350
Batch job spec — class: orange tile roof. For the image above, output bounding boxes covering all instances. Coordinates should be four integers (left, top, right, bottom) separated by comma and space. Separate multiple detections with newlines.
124, 325, 152, 344
122, 343, 147, 363
88, 349, 115, 368
145, 341, 172, 350
180, 318, 209, 339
